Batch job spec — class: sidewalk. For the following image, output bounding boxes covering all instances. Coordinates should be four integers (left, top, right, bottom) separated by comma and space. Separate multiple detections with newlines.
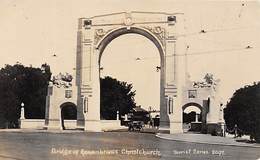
156, 132, 260, 148
106, 127, 159, 133
0, 126, 129, 133
0, 128, 85, 133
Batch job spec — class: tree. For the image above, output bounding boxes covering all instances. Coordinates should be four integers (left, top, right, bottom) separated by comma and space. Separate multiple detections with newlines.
19, 64, 51, 118
224, 82, 260, 142
0, 74, 19, 128
0, 63, 51, 128
100, 76, 136, 120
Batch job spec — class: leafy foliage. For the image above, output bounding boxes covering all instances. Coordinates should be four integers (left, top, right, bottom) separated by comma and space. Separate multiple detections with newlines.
100, 76, 136, 120
0, 64, 51, 128
224, 82, 260, 142
0, 74, 19, 127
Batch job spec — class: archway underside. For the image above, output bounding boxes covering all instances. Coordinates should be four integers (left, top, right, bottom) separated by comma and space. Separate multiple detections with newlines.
182, 103, 207, 133
96, 26, 171, 129
60, 102, 77, 130
97, 27, 164, 64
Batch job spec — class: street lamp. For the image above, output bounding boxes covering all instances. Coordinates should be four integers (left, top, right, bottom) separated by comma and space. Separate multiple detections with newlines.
156, 66, 161, 72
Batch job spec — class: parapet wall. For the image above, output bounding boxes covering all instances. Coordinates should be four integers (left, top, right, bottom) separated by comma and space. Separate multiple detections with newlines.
20, 119, 121, 131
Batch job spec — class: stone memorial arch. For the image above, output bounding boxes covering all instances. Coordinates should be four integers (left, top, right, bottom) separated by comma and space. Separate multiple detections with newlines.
76, 11, 186, 133
44, 11, 188, 133
42, 12, 224, 134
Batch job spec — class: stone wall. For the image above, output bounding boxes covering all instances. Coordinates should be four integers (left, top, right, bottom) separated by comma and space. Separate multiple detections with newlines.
100, 120, 121, 131
20, 119, 45, 129
20, 119, 121, 131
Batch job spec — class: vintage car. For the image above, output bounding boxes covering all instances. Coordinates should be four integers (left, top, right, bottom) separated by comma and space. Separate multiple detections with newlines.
128, 121, 144, 132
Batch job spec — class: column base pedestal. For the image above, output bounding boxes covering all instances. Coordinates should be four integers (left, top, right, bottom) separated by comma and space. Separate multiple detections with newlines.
84, 120, 102, 132
44, 119, 61, 130
170, 121, 183, 134
159, 119, 170, 133
159, 127, 170, 134
76, 119, 85, 130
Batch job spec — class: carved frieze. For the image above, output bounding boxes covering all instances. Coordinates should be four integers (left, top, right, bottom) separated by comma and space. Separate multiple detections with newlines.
93, 26, 166, 47
94, 28, 113, 45
142, 26, 166, 46
124, 12, 133, 27
51, 73, 73, 88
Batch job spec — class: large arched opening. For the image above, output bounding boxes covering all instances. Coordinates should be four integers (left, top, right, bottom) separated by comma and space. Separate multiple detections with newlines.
60, 102, 77, 130
96, 27, 167, 127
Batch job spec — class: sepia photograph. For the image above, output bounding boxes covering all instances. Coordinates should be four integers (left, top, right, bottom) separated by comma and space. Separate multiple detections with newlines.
0, 0, 260, 159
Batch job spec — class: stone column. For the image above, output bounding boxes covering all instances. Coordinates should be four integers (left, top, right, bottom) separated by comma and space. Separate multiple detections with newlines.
76, 22, 102, 132
116, 111, 119, 120
195, 113, 199, 122
20, 107, 25, 120
125, 114, 128, 121
76, 95, 86, 130
44, 85, 63, 130
169, 36, 185, 134
201, 105, 207, 133
164, 14, 186, 134
159, 38, 176, 133
75, 27, 86, 130
83, 48, 101, 132
19, 106, 25, 129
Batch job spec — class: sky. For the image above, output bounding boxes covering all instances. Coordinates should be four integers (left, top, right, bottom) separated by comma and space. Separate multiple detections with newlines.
1, 0, 260, 110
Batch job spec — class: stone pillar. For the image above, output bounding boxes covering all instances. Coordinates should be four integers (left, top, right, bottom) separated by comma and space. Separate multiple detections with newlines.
116, 111, 119, 120
125, 114, 128, 121
169, 35, 185, 134
75, 27, 86, 130
20, 107, 25, 120
201, 104, 208, 133
76, 23, 102, 132
195, 113, 199, 122
159, 38, 176, 133
76, 95, 86, 130
162, 14, 186, 134
83, 48, 101, 132
44, 85, 62, 130
19, 106, 25, 129
170, 96, 183, 134
207, 83, 222, 124
209, 101, 221, 124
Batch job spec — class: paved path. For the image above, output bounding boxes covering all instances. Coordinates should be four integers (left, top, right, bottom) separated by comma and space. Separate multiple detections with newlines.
0, 130, 260, 160
156, 133, 260, 147
1, 129, 259, 147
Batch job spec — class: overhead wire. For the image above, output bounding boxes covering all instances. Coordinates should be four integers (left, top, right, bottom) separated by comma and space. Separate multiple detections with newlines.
73, 45, 255, 71
71, 4, 257, 71
176, 25, 257, 38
